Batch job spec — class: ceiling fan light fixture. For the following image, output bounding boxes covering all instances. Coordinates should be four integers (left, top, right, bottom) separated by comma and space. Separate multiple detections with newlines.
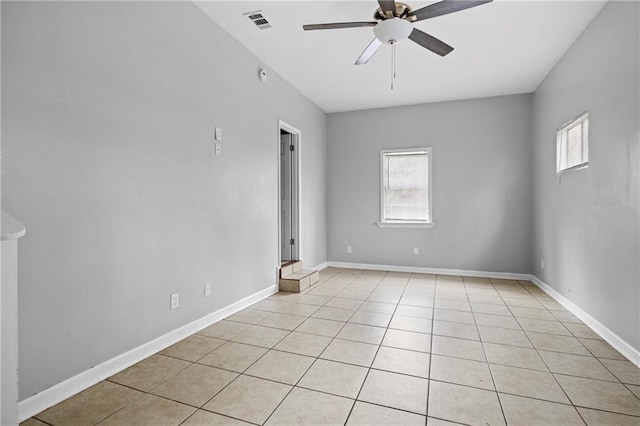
373, 17, 412, 44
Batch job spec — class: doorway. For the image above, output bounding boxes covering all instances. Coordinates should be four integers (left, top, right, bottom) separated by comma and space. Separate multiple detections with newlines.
278, 120, 300, 264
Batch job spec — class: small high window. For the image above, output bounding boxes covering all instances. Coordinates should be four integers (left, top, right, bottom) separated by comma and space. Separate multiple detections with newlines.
378, 148, 435, 228
557, 112, 589, 173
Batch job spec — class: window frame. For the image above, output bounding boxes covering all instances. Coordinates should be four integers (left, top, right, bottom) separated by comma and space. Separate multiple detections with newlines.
377, 147, 436, 229
556, 111, 589, 174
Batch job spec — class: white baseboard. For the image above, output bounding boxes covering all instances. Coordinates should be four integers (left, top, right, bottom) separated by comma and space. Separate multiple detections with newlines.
18, 284, 279, 422
18, 262, 640, 422
311, 261, 328, 271
326, 261, 531, 281
328, 261, 640, 366
529, 276, 640, 367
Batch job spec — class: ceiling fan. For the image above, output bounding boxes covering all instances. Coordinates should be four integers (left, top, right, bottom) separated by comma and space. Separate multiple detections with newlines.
303, 0, 493, 65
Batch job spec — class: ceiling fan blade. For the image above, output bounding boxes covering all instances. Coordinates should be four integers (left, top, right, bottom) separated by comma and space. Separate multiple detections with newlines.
303, 22, 377, 31
355, 38, 383, 65
409, 0, 492, 22
378, 0, 397, 18
408, 28, 454, 56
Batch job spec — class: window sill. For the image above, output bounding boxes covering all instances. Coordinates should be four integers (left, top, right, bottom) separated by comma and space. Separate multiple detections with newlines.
376, 221, 437, 229
557, 163, 588, 174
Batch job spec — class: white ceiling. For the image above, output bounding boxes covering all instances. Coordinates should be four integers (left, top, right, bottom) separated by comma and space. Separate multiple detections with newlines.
195, 1, 606, 113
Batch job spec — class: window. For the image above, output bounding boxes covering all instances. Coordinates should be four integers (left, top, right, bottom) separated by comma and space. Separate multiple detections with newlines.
557, 112, 589, 173
378, 148, 435, 228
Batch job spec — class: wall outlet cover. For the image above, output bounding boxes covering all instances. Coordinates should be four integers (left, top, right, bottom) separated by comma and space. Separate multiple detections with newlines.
170, 293, 180, 310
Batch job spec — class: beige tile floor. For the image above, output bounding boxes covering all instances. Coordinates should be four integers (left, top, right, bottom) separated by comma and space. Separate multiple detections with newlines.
23, 268, 640, 426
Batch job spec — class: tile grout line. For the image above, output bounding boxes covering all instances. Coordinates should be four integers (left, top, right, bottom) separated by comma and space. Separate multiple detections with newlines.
193, 270, 351, 425
260, 268, 370, 425
223, 311, 615, 358
196, 276, 332, 425
99, 353, 195, 425
424, 274, 438, 425
468, 276, 508, 426
106, 361, 632, 423
342, 270, 393, 425
192, 316, 302, 424
186, 315, 637, 410
257, 269, 362, 425
498, 278, 586, 424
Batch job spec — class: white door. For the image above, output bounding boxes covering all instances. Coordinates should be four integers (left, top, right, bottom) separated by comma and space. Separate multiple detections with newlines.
280, 133, 294, 262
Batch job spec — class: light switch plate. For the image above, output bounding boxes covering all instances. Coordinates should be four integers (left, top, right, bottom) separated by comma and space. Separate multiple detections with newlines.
215, 127, 222, 141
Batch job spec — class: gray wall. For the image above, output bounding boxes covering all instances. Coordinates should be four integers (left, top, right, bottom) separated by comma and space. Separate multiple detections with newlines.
327, 95, 532, 273
531, 1, 639, 350
1, 1, 327, 399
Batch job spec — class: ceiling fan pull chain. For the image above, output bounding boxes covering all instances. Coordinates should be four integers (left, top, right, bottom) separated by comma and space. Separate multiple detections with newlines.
391, 40, 396, 90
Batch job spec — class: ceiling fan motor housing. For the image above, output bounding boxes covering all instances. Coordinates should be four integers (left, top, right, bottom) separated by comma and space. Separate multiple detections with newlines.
373, 17, 413, 44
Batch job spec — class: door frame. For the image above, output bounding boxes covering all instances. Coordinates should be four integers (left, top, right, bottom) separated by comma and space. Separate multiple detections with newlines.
277, 119, 301, 265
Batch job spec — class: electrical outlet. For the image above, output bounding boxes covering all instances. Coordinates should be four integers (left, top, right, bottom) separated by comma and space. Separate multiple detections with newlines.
413, 247, 419, 255
170, 293, 179, 310
215, 143, 221, 156
541, 259, 544, 270
346, 246, 352, 254
204, 283, 211, 297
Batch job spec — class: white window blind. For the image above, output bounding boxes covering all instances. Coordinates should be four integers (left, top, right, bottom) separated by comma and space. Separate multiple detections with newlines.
557, 112, 589, 173
381, 148, 431, 222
